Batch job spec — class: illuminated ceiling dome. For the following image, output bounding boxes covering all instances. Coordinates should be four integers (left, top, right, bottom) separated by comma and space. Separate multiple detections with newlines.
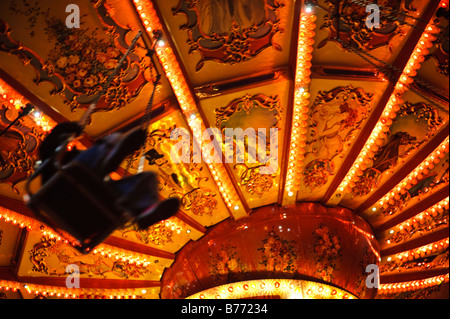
0, 0, 448, 299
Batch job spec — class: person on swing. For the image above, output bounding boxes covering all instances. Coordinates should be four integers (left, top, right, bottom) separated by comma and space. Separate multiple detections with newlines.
38, 121, 180, 230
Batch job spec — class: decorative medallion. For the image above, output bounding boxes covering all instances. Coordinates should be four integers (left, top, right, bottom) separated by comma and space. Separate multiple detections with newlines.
304, 86, 373, 191
173, 0, 285, 70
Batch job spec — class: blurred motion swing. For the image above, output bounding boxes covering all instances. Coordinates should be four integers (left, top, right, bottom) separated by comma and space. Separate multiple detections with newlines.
25, 30, 164, 254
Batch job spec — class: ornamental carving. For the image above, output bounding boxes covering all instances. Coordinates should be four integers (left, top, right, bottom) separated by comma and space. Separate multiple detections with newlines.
1, 1, 152, 115
215, 93, 282, 197
234, 163, 275, 197
318, 0, 415, 51
352, 101, 445, 198
303, 86, 373, 191
0, 107, 44, 192
173, 0, 285, 70
122, 222, 176, 247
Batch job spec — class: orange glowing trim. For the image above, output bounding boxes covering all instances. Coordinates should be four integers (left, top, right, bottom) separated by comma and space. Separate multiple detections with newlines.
133, 1, 245, 217
337, 22, 441, 194
386, 197, 449, 241
284, 11, 316, 198
0, 279, 149, 299
379, 273, 449, 294
394, 238, 449, 261
186, 279, 356, 299
376, 138, 449, 210
0, 78, 56, 132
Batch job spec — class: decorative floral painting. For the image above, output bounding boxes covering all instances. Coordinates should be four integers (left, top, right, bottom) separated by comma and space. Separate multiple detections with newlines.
311, 224, 342, 282
208, 243, 248, 285
257, 227, 298, 273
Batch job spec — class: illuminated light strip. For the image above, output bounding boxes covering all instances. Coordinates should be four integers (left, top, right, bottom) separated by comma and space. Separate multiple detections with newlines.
0, 207, 158, 265
336, 21, 442, 194
186, 279, 357, 299
385, 197, 449, 243
0, 280, 152, 299
0, 78, 56, 132
0, 207, 61, 238
379, 273, 449, 294
391, 237, 449, 261
132, 0, 245, 218
376, 137, 449, 211
283, 9, 316, 203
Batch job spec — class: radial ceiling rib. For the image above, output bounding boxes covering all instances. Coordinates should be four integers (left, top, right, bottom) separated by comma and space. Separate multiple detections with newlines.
278, 0, 303, 205
281, 1, 316, 205
130, 0, 248, 219
375, 189, 449, 233
322, 0, 444, 206
380, 227, 449, 256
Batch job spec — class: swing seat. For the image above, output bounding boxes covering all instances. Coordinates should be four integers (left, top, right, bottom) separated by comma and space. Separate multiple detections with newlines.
25, 160, 132, 254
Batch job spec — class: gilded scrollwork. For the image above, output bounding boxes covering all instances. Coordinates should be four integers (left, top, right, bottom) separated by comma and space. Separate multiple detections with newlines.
1, 1, 152, 115
215, 93, 282, 197
318, 0, 414, 52
173, 0, 285, 70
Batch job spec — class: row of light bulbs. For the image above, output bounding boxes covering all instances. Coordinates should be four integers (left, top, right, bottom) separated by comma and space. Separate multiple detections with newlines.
377, 137, 449, 211
283, 7, 317, 203
385, 237, 449, 262
385, 197, 449, 243
187, 279, 355, 299
337, 18, 443, 194
0, 206, 162, 266
0, 279, 151, 299
132, 0, 244, 217
379, 273, 449, 294
0, 79, 55, 132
